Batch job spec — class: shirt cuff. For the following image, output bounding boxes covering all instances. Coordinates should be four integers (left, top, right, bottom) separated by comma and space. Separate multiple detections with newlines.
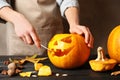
0, 0, 11, 9
60, 0, 79, 17
0, 0, 11, 23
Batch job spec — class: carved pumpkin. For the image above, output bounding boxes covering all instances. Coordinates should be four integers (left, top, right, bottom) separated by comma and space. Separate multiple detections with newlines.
47, 34, 90, 69
107, 25, 120, 63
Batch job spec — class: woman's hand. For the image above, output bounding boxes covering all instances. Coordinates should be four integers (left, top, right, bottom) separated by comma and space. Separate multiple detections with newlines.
64, 7, 94, 48
14, 14, 41, 48
69, 24, 94, 48
0, 7, 41, 48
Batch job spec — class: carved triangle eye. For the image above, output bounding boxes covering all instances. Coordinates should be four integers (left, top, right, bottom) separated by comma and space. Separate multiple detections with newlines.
54, 36, 72, 46
61, 36, 72, 43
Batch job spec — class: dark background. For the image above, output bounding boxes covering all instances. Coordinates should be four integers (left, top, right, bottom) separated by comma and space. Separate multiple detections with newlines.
78, 0, 120, 54
0, 0, 120, 55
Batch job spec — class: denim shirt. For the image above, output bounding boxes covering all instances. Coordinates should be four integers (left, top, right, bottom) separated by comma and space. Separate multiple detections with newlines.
0, 0, 79, 17
56, 0, 79, 16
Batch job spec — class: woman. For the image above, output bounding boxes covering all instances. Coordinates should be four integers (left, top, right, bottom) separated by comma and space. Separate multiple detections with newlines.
0, 0, 94, 55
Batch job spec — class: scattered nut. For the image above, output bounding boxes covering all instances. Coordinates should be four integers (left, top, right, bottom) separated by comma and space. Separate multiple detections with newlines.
7, 69, 15, 76
3, 61, 10, 65
7, 62, 17, 76
8, 62, 16, 70
1, 70, 8, 75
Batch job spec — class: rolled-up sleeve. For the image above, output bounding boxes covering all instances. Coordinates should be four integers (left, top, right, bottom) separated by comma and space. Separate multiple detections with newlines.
0, 0, 10, 9
0, 0, 11, 23
56, 0, 79, 17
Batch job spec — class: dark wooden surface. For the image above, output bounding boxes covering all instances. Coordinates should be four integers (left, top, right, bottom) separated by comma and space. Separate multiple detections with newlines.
0, 55, 120, 80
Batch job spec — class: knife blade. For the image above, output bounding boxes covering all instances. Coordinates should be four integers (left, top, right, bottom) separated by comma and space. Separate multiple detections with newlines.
40, 44, 49, 50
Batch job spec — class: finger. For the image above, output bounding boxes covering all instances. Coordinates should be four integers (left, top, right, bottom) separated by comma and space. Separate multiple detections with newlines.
79, 26, 89, 44
88, 36, 94, 48
86, 27, 94, 48
70, 26, 89, 44
25, 33, 34, 45
20, 36, 27, 44
84, 27, 90, 44
30, 31, 41, 48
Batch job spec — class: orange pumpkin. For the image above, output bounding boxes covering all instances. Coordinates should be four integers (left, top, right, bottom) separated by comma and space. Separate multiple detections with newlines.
47, 34, 90, 69
107, 25, 120, 63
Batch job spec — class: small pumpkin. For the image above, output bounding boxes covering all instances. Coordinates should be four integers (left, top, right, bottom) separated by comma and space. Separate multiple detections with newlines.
107, 25, 120, 63
47, 34, 90, 69
89, 47, 117, 71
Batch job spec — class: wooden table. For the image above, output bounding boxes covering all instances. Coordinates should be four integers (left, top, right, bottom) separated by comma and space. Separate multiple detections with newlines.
0, 55, 120, 80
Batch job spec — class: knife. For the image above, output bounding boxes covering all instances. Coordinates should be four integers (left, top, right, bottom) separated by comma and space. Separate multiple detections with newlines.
40, 44, 49, 50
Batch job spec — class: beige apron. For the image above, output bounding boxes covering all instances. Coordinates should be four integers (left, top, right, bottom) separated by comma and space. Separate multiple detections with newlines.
6, 0, 63, 55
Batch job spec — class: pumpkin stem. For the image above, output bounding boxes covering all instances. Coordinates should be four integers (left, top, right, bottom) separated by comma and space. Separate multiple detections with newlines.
95, 46, 108, 61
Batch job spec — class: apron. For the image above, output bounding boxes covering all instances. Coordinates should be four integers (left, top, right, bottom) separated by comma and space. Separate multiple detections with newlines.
6, 0, 63, 55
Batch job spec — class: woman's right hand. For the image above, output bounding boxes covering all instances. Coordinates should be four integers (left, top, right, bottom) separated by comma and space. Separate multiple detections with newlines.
14, 14, 41, 48
0, 7, 41, 48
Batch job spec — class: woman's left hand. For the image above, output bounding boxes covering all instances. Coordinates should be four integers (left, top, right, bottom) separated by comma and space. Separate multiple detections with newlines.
69, 24, 94, 48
